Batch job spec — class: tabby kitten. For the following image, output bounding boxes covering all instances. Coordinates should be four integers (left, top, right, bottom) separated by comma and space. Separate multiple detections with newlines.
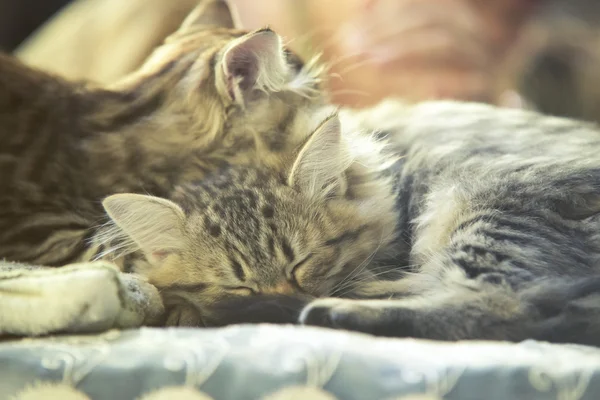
103, 101, 600, 346
0, 0, 330, 266
99, 115, 395, 325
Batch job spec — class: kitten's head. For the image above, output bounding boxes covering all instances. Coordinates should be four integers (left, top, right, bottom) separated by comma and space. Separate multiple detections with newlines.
101, 115, 397, 326
90, 0, 331, 168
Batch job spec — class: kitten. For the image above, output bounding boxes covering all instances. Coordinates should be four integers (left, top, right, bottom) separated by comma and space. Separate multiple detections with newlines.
98, 115, 393, 325
0, 0, 331, 266
103, 102, 600, 346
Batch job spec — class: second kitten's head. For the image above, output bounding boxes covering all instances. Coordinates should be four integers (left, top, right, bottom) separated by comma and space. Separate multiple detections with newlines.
83, 0, 333, 186
101, 116, 397, 326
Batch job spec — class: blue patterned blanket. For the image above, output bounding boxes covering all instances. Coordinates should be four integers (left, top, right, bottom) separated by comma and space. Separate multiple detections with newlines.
1, 325, 599, 400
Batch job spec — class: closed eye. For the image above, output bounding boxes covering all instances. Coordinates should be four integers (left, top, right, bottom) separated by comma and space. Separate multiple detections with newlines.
224, 286, 256, 295
290, 254, 313, 285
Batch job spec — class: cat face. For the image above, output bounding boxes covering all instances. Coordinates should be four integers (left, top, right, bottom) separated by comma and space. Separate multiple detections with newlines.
101, 116, 396, 326
95, 0, 332, 173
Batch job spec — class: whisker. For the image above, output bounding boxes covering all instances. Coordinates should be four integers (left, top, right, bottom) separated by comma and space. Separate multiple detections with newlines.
332, 269, 386, 297
333, 267, 404, 297
330, 229, 400, 297
336, 263, 426, 298
330, 230, 388, 295
336, 58, 375, 76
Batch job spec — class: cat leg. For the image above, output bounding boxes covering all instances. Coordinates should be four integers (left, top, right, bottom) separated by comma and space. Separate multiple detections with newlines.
300, 272, 600, 344
300, 275, 525, 340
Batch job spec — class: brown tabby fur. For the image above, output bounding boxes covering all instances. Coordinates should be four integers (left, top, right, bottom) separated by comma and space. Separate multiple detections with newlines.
99, 115, 397, 326
9, 0, 600, 347
0, 0, 331, 266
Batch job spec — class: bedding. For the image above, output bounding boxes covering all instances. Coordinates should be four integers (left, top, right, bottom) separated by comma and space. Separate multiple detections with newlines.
1, 324, 600, 399
6, 1, 600, 399
2, 262, 600, 400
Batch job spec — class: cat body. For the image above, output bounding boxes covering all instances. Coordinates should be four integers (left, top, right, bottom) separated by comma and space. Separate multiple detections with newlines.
5, 0, 600, 345
303, 100, 600, 344
0, 0, 329, 266
102, 97, 600, 345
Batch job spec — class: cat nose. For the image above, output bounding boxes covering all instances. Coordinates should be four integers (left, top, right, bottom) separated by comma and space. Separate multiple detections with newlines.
264, 281, 295, 295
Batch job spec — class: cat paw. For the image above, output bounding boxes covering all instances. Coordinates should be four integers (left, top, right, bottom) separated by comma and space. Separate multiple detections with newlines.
299, 298, 408, 336
299, 298, 421, 337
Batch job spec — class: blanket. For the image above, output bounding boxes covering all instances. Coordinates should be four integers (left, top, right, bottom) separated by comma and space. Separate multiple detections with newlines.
3, 263, 600, 399
2, 325, 600, 400
0, 261, 164, 336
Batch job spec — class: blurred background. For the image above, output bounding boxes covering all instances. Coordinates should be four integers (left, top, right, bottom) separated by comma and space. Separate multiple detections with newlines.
2, 0, 600, 124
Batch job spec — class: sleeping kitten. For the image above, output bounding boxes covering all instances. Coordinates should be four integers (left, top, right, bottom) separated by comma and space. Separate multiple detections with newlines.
0, 0, 330, 266
102, 103, 600, 346
97, 115, 391, 325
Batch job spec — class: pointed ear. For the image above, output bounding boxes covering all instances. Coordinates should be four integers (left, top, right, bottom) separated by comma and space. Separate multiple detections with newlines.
102, 194, 186, 262
178, 0, 240, 31
220, 28, 289, 105
288, 115, 351, 198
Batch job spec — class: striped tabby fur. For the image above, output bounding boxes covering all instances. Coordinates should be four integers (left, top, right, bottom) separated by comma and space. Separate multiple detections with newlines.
0, 0, 331, 266
103, 99, 600, 345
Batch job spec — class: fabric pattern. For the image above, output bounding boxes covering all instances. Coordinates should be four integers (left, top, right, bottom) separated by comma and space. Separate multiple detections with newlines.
0, 261, 164, 336
1, 325, 600, 400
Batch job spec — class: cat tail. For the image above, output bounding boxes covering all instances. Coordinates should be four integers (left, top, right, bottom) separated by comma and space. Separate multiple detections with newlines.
521, 275, 600, 347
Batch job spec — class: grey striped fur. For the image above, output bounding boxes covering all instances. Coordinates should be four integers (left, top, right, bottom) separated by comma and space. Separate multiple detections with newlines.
104, 99, 600, 345
301, 100, 600, 345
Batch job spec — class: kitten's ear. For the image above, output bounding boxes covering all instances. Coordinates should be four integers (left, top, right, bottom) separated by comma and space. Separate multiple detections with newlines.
288, 115, 351, 198
178, 0, 240, 31
102, 194, 186, 263
219, 28, 289, 106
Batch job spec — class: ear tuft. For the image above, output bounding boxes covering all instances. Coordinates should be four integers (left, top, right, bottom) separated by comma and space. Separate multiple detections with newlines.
221, 29, 288, 105
178, 0, 238, 31
102, 194, 186, 263
288, 114, 352, 199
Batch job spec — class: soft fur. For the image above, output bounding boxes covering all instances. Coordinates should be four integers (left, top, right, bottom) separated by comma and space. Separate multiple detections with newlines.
103, 99, 600, 346
0, 260, 163, 335
0, 0, 331, 266
98, 116, 397, 325
5, 0, 600, 346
